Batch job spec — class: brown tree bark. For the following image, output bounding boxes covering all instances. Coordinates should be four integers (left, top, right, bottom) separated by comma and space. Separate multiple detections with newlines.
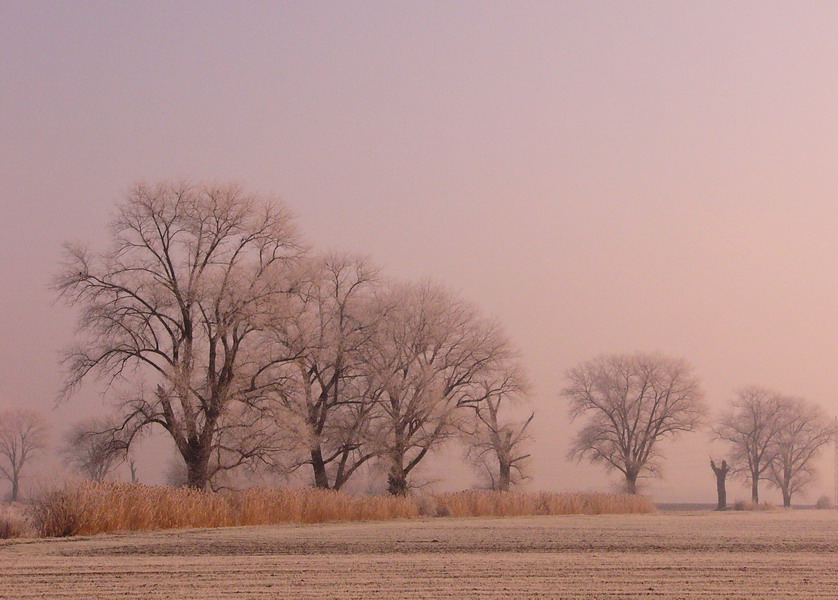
625, 471, 638, 495
710, 459, 729, 511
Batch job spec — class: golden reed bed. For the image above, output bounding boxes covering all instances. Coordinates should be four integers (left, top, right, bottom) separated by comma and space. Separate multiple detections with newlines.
15, 482, 654, 538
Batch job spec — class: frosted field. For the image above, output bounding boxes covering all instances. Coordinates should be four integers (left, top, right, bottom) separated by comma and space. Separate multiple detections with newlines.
2, 510, 838, 599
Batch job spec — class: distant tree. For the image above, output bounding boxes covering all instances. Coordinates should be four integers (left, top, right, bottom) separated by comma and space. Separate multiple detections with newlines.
766, 397, 834, 508
54, 181, 305, 489
362, 282, 516, 495
710, 458, 729, 511
0, 408, 49, 502
564, 353, 705, 495
713, 386, 787, 503
464, 367, 533, 491
62, 417, 127, 482
126, 454, 139, 483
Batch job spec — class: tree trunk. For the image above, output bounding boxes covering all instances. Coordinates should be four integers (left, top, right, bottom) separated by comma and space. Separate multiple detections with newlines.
625, 472, 638, 495
310, 447, 331, 489
497, 460, 511, 492
710, 459, 728, 511
387, 471, 409, 496
10, 476, 19, 503
751, 477, 759, 504
782, 489, 792, 508
184, 444, 212, 490
387, 451, 409, 496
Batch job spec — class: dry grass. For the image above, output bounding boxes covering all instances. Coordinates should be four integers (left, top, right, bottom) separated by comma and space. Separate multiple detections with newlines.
27, 482, 654, 538
0, 504, 32, 539
430, 490, 655, 517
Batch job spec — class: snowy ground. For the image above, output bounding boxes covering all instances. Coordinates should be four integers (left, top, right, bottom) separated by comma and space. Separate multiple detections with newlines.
2, 509, 837, 598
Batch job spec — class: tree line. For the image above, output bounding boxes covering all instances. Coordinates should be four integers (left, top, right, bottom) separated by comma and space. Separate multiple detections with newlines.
48, 181, 533, 495
1, 180, 833, 505
561, 355, 834, 507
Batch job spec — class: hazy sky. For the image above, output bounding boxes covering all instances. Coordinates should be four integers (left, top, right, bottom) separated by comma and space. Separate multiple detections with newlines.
2, 2, 837, 502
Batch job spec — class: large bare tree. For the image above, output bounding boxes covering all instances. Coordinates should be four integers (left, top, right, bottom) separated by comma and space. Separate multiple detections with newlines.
464, 367, 534, 491
0, 408, 49, 502
713, 386, 788, 503
564, 353, 705, 494
767, 397, 834, 507
363, 282, 515, 495
273, 253, 381, 490
54, 181, 305, 489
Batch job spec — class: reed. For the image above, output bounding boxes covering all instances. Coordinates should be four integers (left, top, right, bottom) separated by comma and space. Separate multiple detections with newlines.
27, 482, 654, 538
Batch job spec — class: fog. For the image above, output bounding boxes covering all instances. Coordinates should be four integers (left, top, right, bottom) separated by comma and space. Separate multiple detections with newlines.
2, 2, 837, 503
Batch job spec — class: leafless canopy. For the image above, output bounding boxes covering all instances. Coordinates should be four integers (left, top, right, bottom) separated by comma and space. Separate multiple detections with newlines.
463, 366, 533, 491
272, 253, 382, 490
564, 353, 705, 494
766, 397, 834, 507
0, 408, 49, 502
713, 386, 788, 503
362, 282, 516, 495
54, 181, 305, 489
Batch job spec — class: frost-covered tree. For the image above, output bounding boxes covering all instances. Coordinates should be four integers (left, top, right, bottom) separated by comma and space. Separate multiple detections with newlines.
464, 366, 533, 491
767, 397, 834, 507
272, 253, 382, 490
564, 353, 705, 494
54, 181, 305, 489
363, 282, 516, 495
713, 386, 788, 503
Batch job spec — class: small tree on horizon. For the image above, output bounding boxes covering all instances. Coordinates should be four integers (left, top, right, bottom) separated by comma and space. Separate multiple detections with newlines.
713, 386, 788, 504
0, 408, 49, 502
766, 397, 834, 507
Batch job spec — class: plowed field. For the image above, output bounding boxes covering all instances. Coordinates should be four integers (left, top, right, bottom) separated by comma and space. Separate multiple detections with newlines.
2, 510, 837, 598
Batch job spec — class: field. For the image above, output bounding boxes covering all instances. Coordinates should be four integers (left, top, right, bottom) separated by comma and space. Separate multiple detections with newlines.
2, 509, 837, 599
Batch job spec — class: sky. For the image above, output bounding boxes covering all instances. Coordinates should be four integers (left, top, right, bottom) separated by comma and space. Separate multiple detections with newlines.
2, 2, 837, 503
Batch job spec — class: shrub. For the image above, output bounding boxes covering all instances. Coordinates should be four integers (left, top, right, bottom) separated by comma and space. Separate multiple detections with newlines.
0, 505, 33, 539
0, 516, 27, 539
815, 496, 832, 509
732, 500, 776, 511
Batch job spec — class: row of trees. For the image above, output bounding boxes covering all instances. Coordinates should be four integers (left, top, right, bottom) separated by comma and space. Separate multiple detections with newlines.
4, 181, 830, 503
714, 387, 834, 507
52, 182, 534, 494
563, 355, 834, 506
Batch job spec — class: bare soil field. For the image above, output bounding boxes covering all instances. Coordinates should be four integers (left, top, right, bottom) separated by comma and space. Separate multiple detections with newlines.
2, 509, 837, 599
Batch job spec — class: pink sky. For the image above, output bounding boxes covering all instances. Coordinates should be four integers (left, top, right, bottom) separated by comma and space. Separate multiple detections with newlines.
2, 2, 837, 502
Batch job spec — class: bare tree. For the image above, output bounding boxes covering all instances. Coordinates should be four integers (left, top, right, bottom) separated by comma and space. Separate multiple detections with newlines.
54, 181, 305, 489
767, 397, 834, 508
0, 409, 49, 502
62, 417, 127, 482
464, 367, 534, 491
273, 254, 381, 490
126, 454, 139, 483
713, 386, 787, 503
564, 353, 705, 494
363, 282, 515, 495
710, 458, 729, 511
